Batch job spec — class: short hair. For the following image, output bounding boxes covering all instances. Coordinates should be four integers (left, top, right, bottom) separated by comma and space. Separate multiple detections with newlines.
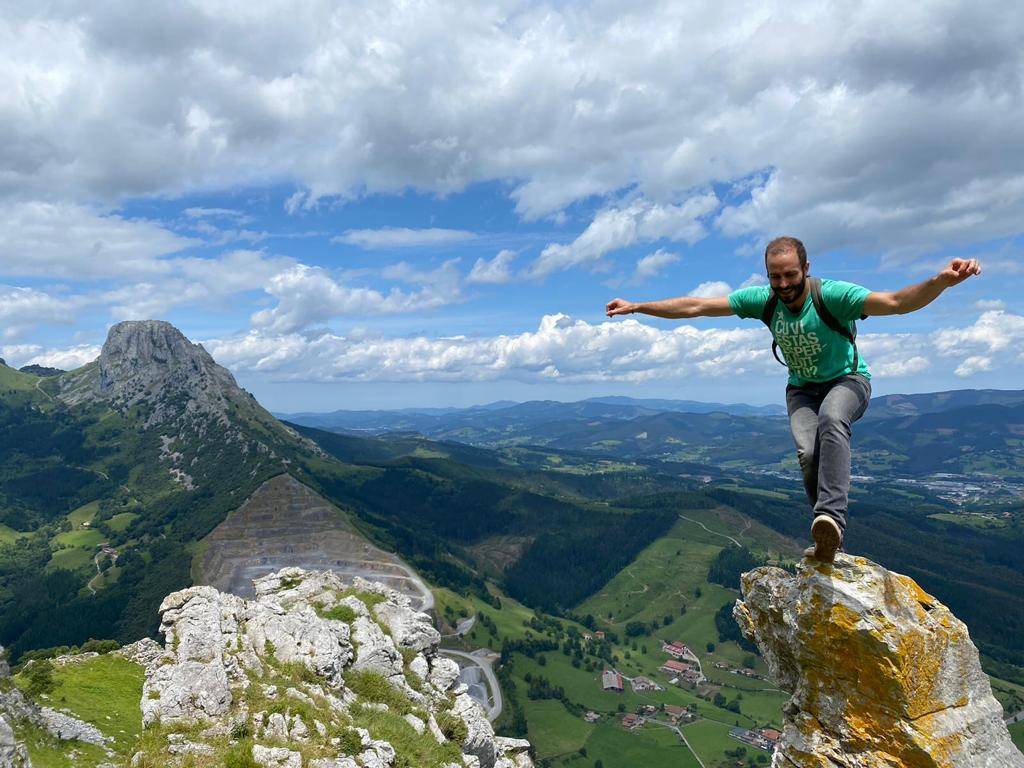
764, 236, 807, 268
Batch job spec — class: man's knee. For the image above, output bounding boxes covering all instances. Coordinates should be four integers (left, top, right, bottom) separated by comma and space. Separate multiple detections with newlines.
795, 445, 817, 472
818, 409, 852, 434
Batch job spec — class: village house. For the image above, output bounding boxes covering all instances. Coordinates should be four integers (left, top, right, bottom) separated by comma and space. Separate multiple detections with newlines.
759, 728, 781, 744
729, 727, 773, 751
583, 711, 601, 723
601, 669, 624, 692
674, 667, 705, 689
621, 713, 642, 730
661, 640, 691, 659
664, 704, 693, 723
659, 658, 690, 676
630, 676, 662, 692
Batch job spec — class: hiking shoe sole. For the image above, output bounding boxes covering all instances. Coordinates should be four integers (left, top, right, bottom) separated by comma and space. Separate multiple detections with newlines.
810, 515, 842, 563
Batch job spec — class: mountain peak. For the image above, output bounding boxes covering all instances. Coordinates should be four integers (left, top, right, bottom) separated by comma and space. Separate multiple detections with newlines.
59, 319, 240, 424
734, 555, 1023, 767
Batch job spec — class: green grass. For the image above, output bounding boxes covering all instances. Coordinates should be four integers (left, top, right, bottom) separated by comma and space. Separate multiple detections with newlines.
16, 721, 110, 768
17, 654, 145, 753
107, 512, 138, 532
583, 723, 702, 768
682, 717, 766, 764
1010, 719, 1024, 754
52, 528, 104, 549
67, 501, 100, 527
434, 584, 540, 648
0, 522, 28, 543
523, 700, 594, 757
46, 547, 94, 572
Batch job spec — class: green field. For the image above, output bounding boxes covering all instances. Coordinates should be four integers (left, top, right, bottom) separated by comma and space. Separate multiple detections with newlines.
1010, 720, 1024, 754
67, 501, 100, 527
107, 512, 138, 532
524, 700, 593, 757
584, 723, 702, 768
0, 523, 27, 543
15, 653, 145, 755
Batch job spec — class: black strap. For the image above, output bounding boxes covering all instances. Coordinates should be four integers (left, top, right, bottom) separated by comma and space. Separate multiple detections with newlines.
761, 277, 865, 372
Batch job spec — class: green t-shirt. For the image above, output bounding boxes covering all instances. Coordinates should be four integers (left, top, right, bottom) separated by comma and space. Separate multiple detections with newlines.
727, 279, 872, 386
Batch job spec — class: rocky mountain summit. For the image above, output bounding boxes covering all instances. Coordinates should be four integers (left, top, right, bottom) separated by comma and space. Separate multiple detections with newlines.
132, 567, 532, 768
52, 319, 318, 490
58, 320, 249, 424
734, 554, 1023, 767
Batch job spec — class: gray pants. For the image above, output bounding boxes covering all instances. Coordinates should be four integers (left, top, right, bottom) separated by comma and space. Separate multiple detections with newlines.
785, 373, 872, 532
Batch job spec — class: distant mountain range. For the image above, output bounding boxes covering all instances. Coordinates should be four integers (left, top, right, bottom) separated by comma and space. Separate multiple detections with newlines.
278, 388, 1024, 480
279, 388, 1024, 432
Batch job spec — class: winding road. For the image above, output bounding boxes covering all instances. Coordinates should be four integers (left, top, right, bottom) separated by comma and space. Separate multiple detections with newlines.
678, 513, 744, 547
439, 648, 502, 721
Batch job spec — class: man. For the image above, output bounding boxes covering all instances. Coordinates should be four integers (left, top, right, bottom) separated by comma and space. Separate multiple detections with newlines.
605, 236, 981, 562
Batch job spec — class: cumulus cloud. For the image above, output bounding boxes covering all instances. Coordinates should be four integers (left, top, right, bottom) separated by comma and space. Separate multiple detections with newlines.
0, 285, 88, 339
467, 250, 517, 284
1, 2, 1020, 256
251, 263, 461, 333
932, 310, 1024, 359
974, 298, 1006, 311
0, 343, 100, 370
196, 308, 1024, 386
206, 314, 775, 383
739, 273, 768, 288
632, 249, 680, 283
530, 195, 718, 278
334, 228, 475, 248
955, 355, 993, 377
689, 281, 733, 298
0, 202, 195, 279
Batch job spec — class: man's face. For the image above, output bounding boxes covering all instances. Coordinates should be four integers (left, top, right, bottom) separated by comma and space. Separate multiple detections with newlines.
766, 249, 807, 304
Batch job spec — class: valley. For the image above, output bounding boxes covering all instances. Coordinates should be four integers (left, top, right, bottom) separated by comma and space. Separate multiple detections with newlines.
1, 324, 1022, 766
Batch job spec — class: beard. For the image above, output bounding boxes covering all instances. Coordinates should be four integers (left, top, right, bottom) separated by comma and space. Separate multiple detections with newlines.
772, 274, 806, 304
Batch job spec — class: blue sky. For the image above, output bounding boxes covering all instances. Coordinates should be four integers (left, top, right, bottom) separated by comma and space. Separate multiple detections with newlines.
1, 2, 1022, 411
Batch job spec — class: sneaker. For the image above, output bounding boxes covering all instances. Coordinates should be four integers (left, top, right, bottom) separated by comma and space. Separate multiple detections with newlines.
807, 515, 843, 563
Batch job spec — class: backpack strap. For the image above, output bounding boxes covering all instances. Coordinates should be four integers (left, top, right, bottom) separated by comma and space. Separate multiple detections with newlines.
759, 292, 786, 366
808, 277, 861, 373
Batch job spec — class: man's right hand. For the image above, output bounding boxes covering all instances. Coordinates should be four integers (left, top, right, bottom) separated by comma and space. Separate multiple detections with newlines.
606, 298, 637, 317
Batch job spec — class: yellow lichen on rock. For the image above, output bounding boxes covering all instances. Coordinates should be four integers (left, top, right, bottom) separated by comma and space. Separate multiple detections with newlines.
734, 553, 1024, 768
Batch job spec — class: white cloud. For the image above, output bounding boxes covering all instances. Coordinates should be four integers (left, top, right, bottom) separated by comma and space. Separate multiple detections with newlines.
25, 344, 101, 371
206, 314, 775, 383
251, 263, 460, 333
467, 250, 517, 284
955, 355, 993, 377
633, 249, 679, 282
0, 202, 195, 279
689, 281, 732, 298
530, 195, 718, 278
1, 2, 1020, 256
0, 342, 100, 370
932, 310, 1024, 358
739, 273, 767, 288
197, 309, 1024, 386
334, 228, 475, 248
0, 285, 88, 339
974, 298, 1006, 311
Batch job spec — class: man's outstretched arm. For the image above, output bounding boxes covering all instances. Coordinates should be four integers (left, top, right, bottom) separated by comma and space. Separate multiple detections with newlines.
863, 258, 982, 316
605, 295, 734, 319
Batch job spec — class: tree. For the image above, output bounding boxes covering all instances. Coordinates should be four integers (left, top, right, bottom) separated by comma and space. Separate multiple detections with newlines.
706, 642, 715, 653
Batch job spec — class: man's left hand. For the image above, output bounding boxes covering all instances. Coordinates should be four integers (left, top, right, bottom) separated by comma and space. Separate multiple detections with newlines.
939, 258, 982, 287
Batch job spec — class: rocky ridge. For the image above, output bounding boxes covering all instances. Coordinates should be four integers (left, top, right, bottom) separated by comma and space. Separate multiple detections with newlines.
133, 567, 532, 768
734, 553, 1024, 767
53, 319, 320, 487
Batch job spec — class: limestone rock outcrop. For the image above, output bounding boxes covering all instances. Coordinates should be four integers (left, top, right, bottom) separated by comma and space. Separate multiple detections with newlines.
138, 567, 533, 768
734, 553, 1024, 767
